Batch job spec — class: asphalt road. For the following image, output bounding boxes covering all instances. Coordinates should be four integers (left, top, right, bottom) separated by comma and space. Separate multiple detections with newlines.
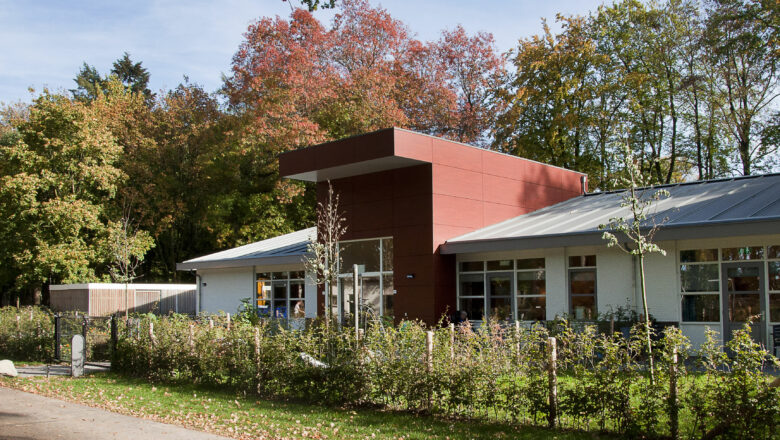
0, 386, 231, 440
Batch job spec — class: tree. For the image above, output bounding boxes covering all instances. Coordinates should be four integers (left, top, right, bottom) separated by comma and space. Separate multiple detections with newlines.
495, 15, 603, 181
0, 85, 125, 300
71, 53, 153, 102
303, 182, 346, 328
706, 0, 779, 174
111, 52, 153, 100
71, 63, 107, 102
107, 214, 154, 318
599, 140, 670, 383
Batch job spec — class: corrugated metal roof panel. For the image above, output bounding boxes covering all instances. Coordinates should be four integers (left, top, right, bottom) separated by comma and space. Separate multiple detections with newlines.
446, 173, 780, 247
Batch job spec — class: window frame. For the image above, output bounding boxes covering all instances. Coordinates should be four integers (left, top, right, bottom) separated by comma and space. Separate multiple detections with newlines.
457, 257, 547, 322
568, 255, 597, 321
678, 248, 721, 324
335, 237, 394, 319
516, 258, 546, 322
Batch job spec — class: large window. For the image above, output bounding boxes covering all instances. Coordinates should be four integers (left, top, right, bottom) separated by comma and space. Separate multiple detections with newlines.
256, 271, 306, 318
517, 258, 546, 321
680, 249, 720, 322
337, 238, 393, 319
457, 257, 546, 322
569, 255, 596, 320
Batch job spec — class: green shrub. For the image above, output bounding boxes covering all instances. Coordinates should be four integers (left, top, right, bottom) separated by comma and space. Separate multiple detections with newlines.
109, 314, 779, 439
0, 306, 54, 361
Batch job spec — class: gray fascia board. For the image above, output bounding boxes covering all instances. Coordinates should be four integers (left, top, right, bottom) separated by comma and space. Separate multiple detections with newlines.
176, 254, 309, 271
441, 218, 780, 254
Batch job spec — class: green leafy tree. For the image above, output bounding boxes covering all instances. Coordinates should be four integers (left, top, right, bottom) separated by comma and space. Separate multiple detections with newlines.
111, 52, 153, 100
71, 63, 107, 102
0, 86, 125, 300
705, 0, 779, 174
599, 140, 670, 383
107, 214, 154, 318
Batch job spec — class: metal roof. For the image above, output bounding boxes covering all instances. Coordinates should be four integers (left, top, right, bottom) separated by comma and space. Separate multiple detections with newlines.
176, 227, 315, 270
442, 173, 780, 254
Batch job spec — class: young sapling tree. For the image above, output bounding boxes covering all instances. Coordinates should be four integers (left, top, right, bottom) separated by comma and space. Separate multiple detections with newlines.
303, 181, 347, 328
599, 141, 669, 383
107, 215, 154, 318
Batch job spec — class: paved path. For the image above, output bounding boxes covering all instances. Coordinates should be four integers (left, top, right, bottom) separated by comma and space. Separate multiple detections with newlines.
15, 363, 111, 377
0, 387, 232, 440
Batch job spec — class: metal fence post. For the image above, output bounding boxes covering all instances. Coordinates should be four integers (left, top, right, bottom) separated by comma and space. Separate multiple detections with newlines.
54, 314, 61, 361
110, 314, 118, 355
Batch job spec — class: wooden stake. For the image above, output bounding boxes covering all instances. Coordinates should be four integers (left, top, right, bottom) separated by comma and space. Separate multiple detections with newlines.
426, 331, 434, 372
547, 336, 558, 429
449, 323, 455, 361
669, 346, 679, 440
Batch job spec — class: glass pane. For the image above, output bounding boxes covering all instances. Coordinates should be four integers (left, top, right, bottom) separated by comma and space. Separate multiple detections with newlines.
517, 258, 545, 270
680, 249, 718, 263
680, 264, 719, 292
768, 245, 780, 259
682, 295, 720, 322
459, 297, 484, 321
382, 238, 393, 271
571, 295, 596, 320
256, 280, 271, 316
272, 281, 287, 301
768, 261, 780, 291
489, 275, 512, 297
517, 296, 545, 321
770, 294, 780, 322
489, 297, 512, 321
340, 240, 380, 273
517, 271, 546, 295
459, 273, 484, 296
460, 261, 484, 272
289, 280, 305, 298
362, 277, 381, 319
272, 272, 288, 280
340, 278, 355, 316
570, 270, 596, 294
291, 300, 305, 318
289, 271, 305, 280
726, 266, 760, 292
569, 255, 596, 267
257, 272, 271, 280
722, 247, 764, 261
487, 260, 513, 271
728, 293, 761, 322
382, 274, 394, 318
272, 300, 287, 318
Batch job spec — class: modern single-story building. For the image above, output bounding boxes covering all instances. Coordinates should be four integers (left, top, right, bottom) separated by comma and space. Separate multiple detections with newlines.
49, 283, 197, 316
178, 127, 780, 350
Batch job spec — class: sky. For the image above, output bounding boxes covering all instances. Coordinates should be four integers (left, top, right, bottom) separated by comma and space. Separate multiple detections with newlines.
0, 0, 607, 105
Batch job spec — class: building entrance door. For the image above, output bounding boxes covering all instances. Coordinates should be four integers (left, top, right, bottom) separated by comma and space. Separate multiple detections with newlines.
338, 275, 382, 325
721, 262, 766, 345
487, 272, 514, 321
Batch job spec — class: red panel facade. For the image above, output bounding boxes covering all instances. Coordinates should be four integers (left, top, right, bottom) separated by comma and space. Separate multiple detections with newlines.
284, 128, 585, 324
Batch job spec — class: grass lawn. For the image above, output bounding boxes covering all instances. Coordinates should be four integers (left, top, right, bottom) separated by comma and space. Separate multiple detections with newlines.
0, 373, 615, 440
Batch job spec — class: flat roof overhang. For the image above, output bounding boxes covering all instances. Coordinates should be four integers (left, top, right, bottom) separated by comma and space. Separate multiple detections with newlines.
280, 127, 431, 182
441, 218, 780, 255
279, 127, 582, 182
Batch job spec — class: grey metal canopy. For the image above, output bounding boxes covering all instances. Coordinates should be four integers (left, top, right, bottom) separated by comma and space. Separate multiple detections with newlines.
442, 173, 780, 254
177, 227, 315, 270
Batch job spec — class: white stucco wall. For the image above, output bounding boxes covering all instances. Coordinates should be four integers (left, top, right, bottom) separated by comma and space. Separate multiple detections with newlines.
456, 233, 780, 350
198, 267, 255, 315
198, 264, 318, 317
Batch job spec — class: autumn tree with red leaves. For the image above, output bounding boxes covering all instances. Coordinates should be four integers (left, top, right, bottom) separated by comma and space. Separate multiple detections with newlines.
225, 0, 506, 150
